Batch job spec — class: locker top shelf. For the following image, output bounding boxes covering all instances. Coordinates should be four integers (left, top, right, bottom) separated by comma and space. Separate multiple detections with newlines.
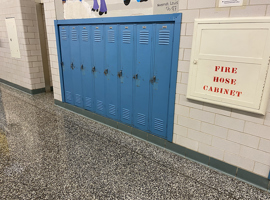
55, 14, 182, 26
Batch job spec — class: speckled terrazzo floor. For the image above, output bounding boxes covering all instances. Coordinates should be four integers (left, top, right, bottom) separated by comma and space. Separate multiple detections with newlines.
0, 83, 270, 200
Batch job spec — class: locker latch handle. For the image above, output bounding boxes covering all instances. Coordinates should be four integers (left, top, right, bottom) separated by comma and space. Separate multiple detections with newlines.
133, 74, 138, 79
150, 76, 156, 83
92, 67, 96, 72
104, 69, 108, 75
71, 62, 75, 70
117, 70, 122, 78
81, 65, 84, 70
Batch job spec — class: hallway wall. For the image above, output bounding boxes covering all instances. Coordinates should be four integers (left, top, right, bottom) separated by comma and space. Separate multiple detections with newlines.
0, 0, 46, 90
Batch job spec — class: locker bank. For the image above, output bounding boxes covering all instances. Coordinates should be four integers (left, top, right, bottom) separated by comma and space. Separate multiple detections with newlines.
55, 14, 182, 142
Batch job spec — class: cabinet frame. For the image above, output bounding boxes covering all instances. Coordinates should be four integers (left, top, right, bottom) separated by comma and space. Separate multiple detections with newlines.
54, 14, 182, 142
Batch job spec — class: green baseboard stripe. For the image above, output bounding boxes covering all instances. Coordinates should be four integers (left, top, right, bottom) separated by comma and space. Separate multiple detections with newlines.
0, 78, 46, 95
54, 99, 270, 191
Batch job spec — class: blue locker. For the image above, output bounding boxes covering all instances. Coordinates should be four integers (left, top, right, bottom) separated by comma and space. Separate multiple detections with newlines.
150, 24, 174, 138
133, 24, 153, 131
92, 25, 105, 116
105, 25, 118, 120
70, 26, 83, 108
59, 26, 74, 105
120, 25, 134, 125
80, 25, 94, 111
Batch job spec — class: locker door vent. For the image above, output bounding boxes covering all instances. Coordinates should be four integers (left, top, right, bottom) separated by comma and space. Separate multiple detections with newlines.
66, 91, 72, 102
122, 108, 130, 120
85, 97, 92, 108
72, 30, 77, 41
109, 104, 116, 116
123, 30, 131, 44
97, 100, 103, 111
61, 30, 67, 40
82, 30, 88, 42
94, 30, 101, 42
159, 30, 170, 45
154, 118, 164, 132
137, 113, 146, 126
108, 30, 115, 43
139, 30, 149, 45
75, 94, 82, 104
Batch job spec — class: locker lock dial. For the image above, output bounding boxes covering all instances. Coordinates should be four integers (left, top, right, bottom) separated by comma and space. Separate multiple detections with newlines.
104, 69, 108, 75
117, 70, 122, 78
150, 76, 156, 83
92, 67, 96, 72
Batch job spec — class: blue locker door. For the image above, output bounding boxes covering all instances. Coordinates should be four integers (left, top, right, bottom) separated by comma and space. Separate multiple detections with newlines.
70, 26, 83, 108
59, 26, 74, 105
120, 25, 134, 125
80, 25, 94, 111
105, 25, 118, 120
133, 24, 153, 131
151, 24, 174, 138
92, 25, 105, 116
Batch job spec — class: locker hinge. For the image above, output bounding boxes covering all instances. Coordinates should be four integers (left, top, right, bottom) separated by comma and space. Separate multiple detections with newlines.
81, 64, 84, 70
133, 74, 138, 79
104, 69, 108, 75
150, 76, 156, 83
92, 66, 96, 72
61, 62, 64, 67
117, 70, 122, 78
71, 62, 74, 70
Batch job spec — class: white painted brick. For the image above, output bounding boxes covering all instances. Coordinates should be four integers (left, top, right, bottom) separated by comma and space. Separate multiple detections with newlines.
267, 5, 270, 16
215, 114, 245, 132
180, 10, 199, 23
264, 113, 270, 126
180, 36, 193, 48
186, 23, 194, 36
244, 122, 270, 140
174, 114, 178, 124
212, 136, 240, 154
227, 130, 260, 149
176, 83, 187, 95
259, 139, 270, 153
177, 72, 181, 83
188, 129, 212, 145
253, 162, 270, 178
175, 104, 190, 117
179, 48, 184, 60
190, 108, 215, 124
175, 94, 180, 104
173, 134, 199, 151
230, 5, 267, 17
177, 60, 190, 73
178, 115, 201, 131
201, 122, 228, 139
179, 0, 188, 9
231, 109, 264, 124
240, 146, 270, 166
183, 49, 191, 61
179, 95, 204, 110
173, 125, 188, 137
203, 103, 231, 116
188, 0, 216, 9
224, 152, 254, 171
181, 72, 189, 84
181, 23, 186, 36
250, 0, 270, 4
200, 7, 230, 18
198, 143, 224, 160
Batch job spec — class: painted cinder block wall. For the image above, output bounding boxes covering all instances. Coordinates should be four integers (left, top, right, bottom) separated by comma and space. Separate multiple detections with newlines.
44, 0, 270, 178
0, 0, 46, 90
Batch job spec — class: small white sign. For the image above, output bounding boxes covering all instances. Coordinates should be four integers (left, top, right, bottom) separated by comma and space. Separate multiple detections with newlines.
219, 0, 243, 7
154, 0, 179, 15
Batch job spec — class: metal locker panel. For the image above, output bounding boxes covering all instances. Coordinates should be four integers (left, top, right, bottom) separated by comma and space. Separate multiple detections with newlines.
120, 25, 134, 125
105, 25, 118, 120
70, 26, 83, 108
151, 24, 174, 138
59, 26, 74, 105
80, 25, 94, 111
133, 24, 153, 131
92, 25, 105, 116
